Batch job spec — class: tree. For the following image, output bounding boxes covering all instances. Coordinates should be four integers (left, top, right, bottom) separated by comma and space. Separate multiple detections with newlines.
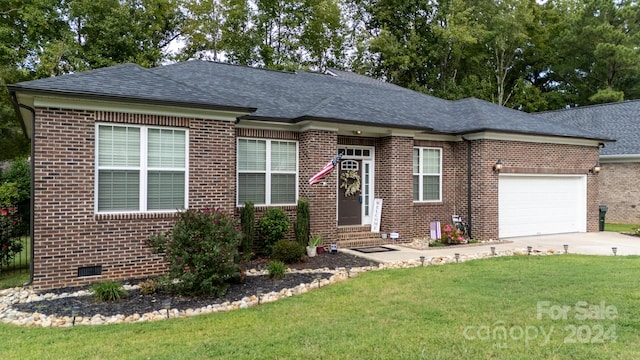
552, 0, 640, 106
68, 0, 183, 70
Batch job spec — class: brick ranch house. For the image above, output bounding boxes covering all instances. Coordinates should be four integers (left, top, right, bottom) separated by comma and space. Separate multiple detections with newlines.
537, 100, 640, 224
9, 61, 611, 290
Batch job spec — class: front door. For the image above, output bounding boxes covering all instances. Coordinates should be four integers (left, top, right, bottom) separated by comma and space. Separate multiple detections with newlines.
338, 159, 362, 226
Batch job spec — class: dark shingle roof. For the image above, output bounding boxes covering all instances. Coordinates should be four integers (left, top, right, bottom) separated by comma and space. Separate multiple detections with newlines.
8, 63, 255, 112
535, 101, 640, 155
10, 60, 612, 141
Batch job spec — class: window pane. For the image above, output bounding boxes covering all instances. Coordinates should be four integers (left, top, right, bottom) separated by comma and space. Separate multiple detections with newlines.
423, 175, 440, 201
271, 174, 296, 204
148, 129, 186, 168
147, 171, 185, 210
239, 173, 266, 204
238, 139, 266, 171
98, 170, 139, 211
271, 141, 296, 172
413, 148, 419, 173
413, 175, 419, 201
98, 126, 140, 166
423, 149, 440, 174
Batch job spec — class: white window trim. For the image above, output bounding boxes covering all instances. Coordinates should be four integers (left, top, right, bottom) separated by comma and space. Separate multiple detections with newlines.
413, 147, 442, 202
236, 138, 298, 206
95, 123, 189, 214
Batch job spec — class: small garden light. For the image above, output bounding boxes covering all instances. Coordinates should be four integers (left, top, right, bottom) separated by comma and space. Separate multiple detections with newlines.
162, 299, 172, 319
316, 274, 322, 288
563, 244, 568, 254
612, 247, 617, 256
527, 246, 532, 255
71, 305, 80, 326
419, 256, 425, 266
490, 247, 496, 256
454, 253, 460, 263
256, 287, 263, 305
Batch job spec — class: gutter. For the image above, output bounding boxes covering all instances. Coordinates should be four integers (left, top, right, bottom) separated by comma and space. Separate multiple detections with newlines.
461, 137, 472, 238
599, 154, 640, 163
10, 93, 35, 286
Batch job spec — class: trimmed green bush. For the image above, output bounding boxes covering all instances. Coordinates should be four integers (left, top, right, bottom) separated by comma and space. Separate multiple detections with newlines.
267, 261, 286, 280
147, 208, 242, 297
294, 198, 310, 247
257, 207, 290, 254
91, 281, 128, 302
271, 239, 305, 264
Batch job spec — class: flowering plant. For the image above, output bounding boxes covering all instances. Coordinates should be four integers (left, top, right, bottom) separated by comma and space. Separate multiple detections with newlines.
0, 206, 23, 267
441, 223, 465, 244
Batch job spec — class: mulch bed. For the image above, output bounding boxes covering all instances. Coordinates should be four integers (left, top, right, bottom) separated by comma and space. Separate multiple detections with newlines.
13, 252, 377, 318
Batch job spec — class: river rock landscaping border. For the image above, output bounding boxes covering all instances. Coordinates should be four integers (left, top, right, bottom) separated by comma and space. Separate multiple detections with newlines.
0, 247, 556, 327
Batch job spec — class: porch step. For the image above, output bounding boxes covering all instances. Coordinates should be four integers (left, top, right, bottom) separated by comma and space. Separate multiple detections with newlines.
335, 226, 392, 249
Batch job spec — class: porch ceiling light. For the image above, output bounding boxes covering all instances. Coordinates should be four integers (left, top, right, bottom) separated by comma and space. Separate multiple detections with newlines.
353, 130, 362, 135
493, 159, 503, 172
589, 162, 601, 174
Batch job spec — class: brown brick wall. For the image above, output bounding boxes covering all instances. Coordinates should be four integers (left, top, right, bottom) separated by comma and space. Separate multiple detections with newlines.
32, 107, 236, 290
470, 139, 600, 240
375, 136, 414, 240
599, 162, 640, 224
299, 130, 338, 242
412, 140, 466, 239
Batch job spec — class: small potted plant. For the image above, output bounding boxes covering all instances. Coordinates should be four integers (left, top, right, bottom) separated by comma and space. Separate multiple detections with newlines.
307, 234, 322, 257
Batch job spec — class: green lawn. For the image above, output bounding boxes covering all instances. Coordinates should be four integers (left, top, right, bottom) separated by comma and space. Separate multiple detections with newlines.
605, 223, 639, 233
1, 255, 639, 359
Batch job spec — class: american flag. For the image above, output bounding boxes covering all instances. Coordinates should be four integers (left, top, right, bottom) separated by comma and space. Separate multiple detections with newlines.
308, 153, 343, 186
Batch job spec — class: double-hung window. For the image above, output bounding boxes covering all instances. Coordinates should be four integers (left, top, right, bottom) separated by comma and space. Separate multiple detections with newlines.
413, 147, 442, 202
237, 138, 297, 206
96, 124, 188, 213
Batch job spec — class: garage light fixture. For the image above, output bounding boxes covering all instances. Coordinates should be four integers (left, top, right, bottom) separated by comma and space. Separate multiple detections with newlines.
493, 159, 503, 172
589, 162, 601, 174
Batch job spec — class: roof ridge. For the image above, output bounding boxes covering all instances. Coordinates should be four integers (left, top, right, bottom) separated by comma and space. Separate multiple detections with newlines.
535, 99, 640, 115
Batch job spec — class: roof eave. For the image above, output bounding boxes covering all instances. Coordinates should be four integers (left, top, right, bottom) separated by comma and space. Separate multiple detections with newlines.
7, 86, 257, 114
291, 115, 435, 132
457, 128, 615, 143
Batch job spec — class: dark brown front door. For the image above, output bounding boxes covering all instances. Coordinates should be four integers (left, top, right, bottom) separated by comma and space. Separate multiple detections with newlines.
338, 160, 361, 226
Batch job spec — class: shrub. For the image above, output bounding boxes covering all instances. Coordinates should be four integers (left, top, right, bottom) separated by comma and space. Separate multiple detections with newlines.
0, 206, 23, 266
239, 201, 255, 259
147, 208, 242, 297
441, 223, 465, 244
257, 207, 290, 254
91, 281, 128, 302
267, 261, 286, 280
0, 159, 30, 236
294, 198, 310, 247
138, 279, 157, 295
271, 239, 305, 263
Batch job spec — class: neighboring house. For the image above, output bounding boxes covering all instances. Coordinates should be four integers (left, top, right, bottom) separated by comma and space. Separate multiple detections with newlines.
8, 61, 611, 290
536, 101, 640, 224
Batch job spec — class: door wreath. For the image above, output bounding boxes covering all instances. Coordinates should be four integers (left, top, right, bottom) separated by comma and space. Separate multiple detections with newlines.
340, 170, 361, 197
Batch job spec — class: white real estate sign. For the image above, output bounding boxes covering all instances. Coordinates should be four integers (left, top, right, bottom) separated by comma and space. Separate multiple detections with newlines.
371, 198, 383, 233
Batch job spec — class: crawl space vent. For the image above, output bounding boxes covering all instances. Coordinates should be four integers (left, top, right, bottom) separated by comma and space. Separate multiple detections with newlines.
77, 265, 102, 277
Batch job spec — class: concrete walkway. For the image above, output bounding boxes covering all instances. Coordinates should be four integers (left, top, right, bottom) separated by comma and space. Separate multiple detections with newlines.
340, 232, 639, 263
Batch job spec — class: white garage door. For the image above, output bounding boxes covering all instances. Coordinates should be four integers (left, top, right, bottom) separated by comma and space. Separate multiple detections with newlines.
499, 175, 587, 238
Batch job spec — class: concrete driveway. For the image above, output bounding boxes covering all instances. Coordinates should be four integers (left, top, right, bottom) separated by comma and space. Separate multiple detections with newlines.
340, 231, 639, 264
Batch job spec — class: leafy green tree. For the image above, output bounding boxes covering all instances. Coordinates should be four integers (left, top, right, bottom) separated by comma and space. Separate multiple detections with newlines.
552, 0, 640, 106
68, 0, 183, 69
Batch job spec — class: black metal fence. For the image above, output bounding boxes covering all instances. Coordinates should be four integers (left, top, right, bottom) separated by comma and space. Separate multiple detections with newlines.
1, 234, 31, 273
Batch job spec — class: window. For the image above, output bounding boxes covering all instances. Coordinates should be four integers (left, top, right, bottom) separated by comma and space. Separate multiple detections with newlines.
413, 147, 441, 202
96, 124, 188, 212
238, 138, 297, 205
